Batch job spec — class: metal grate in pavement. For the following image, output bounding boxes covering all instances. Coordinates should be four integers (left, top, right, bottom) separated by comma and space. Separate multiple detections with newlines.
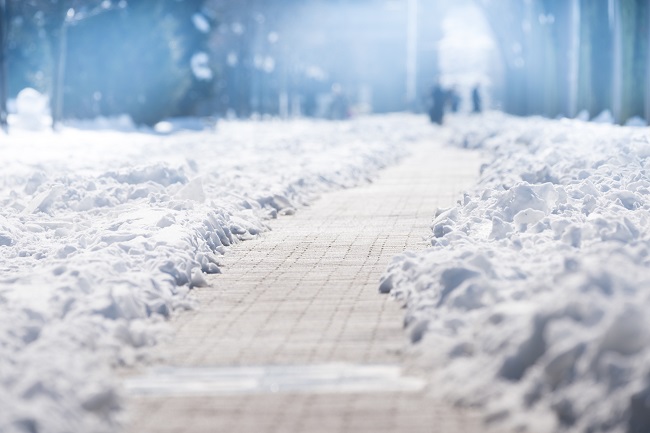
125, 363, 425, 396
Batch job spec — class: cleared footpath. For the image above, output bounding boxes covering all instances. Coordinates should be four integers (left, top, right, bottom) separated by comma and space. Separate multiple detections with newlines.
125, 139, 483, 433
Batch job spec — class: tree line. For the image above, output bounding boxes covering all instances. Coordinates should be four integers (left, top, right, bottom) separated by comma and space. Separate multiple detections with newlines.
0, 0, 212, 129
0, 0, 648, 129
479, 0, 649, 124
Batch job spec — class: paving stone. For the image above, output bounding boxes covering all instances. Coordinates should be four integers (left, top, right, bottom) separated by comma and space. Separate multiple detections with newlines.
124, 141, 484, 433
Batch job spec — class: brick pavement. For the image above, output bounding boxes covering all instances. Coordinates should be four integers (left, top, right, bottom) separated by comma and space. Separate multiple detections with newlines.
124, 140, 484, 433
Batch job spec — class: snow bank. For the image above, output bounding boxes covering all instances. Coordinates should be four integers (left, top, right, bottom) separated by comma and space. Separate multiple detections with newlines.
382, 113, 650, 433
0, 115, 430, 433
8, 88, 51, 130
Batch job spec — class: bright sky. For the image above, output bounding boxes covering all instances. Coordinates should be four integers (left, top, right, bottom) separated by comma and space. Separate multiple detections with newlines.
438, 3, 498, 107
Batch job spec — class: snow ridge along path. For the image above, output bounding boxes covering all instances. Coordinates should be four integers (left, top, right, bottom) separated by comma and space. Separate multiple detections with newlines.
0, 116, 419, 433
382, 114, 650, 433
125, 139, 483, 433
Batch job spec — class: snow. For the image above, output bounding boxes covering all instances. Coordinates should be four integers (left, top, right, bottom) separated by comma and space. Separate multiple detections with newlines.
191, 13, 210, 34
0, 114, 428, 433
625, 116, 648, 128
9, 88, 51, 130
190, 52, 212, 81
381, 113, 650, 433
592, 110, 615, 124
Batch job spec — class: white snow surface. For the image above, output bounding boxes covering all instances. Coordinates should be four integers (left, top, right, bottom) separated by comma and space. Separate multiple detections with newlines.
190, 52, 213, 81
0, 115, 426, 433
381, 113, 650, 433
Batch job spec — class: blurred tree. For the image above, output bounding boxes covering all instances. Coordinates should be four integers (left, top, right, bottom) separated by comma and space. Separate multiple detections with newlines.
6, 9, 49, 95
476, 0, 530, 115
0, 0, 7, 132
8, 0, 125, 128
647, 3, 650, 123
1, 0, 647, 125
542, 0, 578, 117
65, 0, 211, 125
617, 0, 647, 123
574, 0, 647, 123
168, 0, 215, 116
207, 0, 256, 117
3, 0, 211, 127
479, 0, 648, 123
577, 0, 613, 118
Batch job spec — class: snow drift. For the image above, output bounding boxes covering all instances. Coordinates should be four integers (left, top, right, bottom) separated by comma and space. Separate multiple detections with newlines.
0, 115, 431, 433
382, 113, 650, 433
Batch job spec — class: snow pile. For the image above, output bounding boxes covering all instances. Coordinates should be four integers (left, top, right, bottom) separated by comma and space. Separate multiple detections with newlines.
381, 113, 650, 433
0, 115, 429, 433
9, 88, 51, 130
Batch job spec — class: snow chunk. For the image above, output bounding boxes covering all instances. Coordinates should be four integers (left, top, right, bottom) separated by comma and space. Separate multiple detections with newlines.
191, 52, 213, 81
191, 13, 210, 33
10, 88, 51, 130
104, 164, 187, 186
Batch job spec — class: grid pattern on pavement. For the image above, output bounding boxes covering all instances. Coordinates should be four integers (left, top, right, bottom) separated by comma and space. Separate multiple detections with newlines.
125, 140, 483, 433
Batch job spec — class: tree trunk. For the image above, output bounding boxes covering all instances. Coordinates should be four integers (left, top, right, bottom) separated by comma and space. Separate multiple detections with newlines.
50, 23, 68, 129
646, 0, 650, 123
567, 0, 581, 117
405, 0, 418, 110
610, 0, 624, 123
577, 0, 612, 118
0, 0, 8, 133
618, 0, 647, 123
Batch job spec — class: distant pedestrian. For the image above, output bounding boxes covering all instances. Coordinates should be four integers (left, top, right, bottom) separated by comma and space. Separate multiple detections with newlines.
472, 85, 482, 114
448, 86, 460, 113
429, 82, 445, 125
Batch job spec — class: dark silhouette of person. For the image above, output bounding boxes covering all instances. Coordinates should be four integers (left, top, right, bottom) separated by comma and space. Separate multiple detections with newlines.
448, 86, 460, 113
472, 85, 482, 113
429, 82, 445, 125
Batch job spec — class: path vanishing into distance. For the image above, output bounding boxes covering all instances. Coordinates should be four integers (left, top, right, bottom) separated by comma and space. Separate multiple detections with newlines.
124, 139, 484, 433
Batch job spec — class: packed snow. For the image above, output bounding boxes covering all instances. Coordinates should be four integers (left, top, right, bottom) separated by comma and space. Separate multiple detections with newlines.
0, 114, 429, 433
381, 113, 650, 433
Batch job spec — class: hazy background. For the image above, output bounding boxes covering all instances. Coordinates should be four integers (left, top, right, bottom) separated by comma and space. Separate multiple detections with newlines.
0, 0, 648, 127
